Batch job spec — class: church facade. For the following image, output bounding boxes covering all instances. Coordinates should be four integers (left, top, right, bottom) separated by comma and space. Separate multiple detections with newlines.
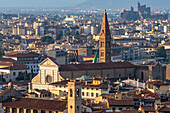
31, 57, 166, 91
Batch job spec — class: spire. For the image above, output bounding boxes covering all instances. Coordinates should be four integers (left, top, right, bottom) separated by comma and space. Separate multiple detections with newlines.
104, 9, 106, 15
100, 9, 111, 37
99, 10, 111, 63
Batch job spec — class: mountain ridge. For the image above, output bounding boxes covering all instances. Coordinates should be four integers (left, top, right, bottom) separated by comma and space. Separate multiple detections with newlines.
76, 0, 170, 10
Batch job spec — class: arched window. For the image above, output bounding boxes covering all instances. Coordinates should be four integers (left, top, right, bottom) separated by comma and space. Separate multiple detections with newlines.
46, 75, 52, 83
41, 110, 45, 113
26, 109, 30, 113
19, 108, 24, 113
33, 110, 37, 113
70, 89, 73, 97
91, 93, 94, 97
12, 108, 17, 113
76, 88, 80, 97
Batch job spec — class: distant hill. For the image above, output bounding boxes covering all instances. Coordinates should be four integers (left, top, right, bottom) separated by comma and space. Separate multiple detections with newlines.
76, 0, 170, 10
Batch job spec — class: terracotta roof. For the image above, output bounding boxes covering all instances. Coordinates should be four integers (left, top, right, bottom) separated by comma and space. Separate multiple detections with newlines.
158, 105, 170, 112
5, 52, 39, 58
161, 101, 170, 105
60, 62, 136, 71
141, 106, 155, 112
115, 38, 146, 41
0, 62, 28, 70
0, 80, 30, 86
112, 110, 139, 113
146, 80, 170, 86
50, 80, 108, 89
2, 97, 67, 111
133, 89, 161, 99
88, 102, 107, 111
0, 58, 16, 62
108, 99, 134, 106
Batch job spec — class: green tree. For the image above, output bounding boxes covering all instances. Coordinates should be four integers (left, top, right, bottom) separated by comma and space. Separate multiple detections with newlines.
156, 46, 166, 58
16, 72, 24, 80
24, 70, 28, 80
0, 48, 4, 57
41, 36, 54, 43
30, 68, 33, 80
0, 72, 3, 82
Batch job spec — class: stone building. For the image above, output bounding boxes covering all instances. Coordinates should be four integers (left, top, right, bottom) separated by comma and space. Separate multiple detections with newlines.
99, 10, 111, 63
31, 57, 167, 89
136, 62, 166, 82
32, 57, 137, 85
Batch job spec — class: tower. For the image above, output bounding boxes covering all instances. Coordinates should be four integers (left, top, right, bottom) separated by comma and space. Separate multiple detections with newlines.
68, 81, 82, 113
99, 10, 111, 63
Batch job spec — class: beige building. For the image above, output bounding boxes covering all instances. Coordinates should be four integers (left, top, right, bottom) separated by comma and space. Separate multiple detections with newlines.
146, 80, 170, 96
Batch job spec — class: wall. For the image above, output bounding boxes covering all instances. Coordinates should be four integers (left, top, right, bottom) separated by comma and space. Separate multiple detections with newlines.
60, 68, 136, 80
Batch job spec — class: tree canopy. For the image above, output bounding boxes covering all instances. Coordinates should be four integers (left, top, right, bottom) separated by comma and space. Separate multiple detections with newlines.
0, 48, 4, 57
41, 36, 54, 43
156, 46, 166, 58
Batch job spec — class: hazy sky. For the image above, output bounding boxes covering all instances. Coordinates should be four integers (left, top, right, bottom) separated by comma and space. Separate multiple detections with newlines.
0, 0, 169, 9
0, 0, 86, 7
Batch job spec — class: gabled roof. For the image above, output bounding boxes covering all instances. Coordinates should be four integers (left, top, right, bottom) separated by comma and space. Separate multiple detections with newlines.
146, 80, 169, 86
0, 61, 28, 70
5, 52, 39, 58
108, 99, 134, 106
50, 80, 108, 89
161, 101, 170, 105
39, 57, 59, 66
141, 106, 155, 112
0, 58, 16, 62
2, 97, 67, 112
133, 89, 161, 99
60, 62, 136, 71
158, 105, 170, 112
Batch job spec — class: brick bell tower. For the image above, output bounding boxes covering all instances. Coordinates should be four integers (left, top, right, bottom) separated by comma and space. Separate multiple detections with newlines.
99, 9, 111, 63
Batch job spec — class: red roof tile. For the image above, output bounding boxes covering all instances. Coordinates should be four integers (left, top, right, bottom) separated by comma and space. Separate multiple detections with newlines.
141, 106, 155, 112
5, 52, 39, 58
2, 97, 67, 111
146, 80, 170, 86
60, 62, 136, 71
108, 99, 134, 106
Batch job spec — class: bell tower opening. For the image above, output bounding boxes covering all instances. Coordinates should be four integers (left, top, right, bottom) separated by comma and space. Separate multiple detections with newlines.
68, 81, 82, 113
